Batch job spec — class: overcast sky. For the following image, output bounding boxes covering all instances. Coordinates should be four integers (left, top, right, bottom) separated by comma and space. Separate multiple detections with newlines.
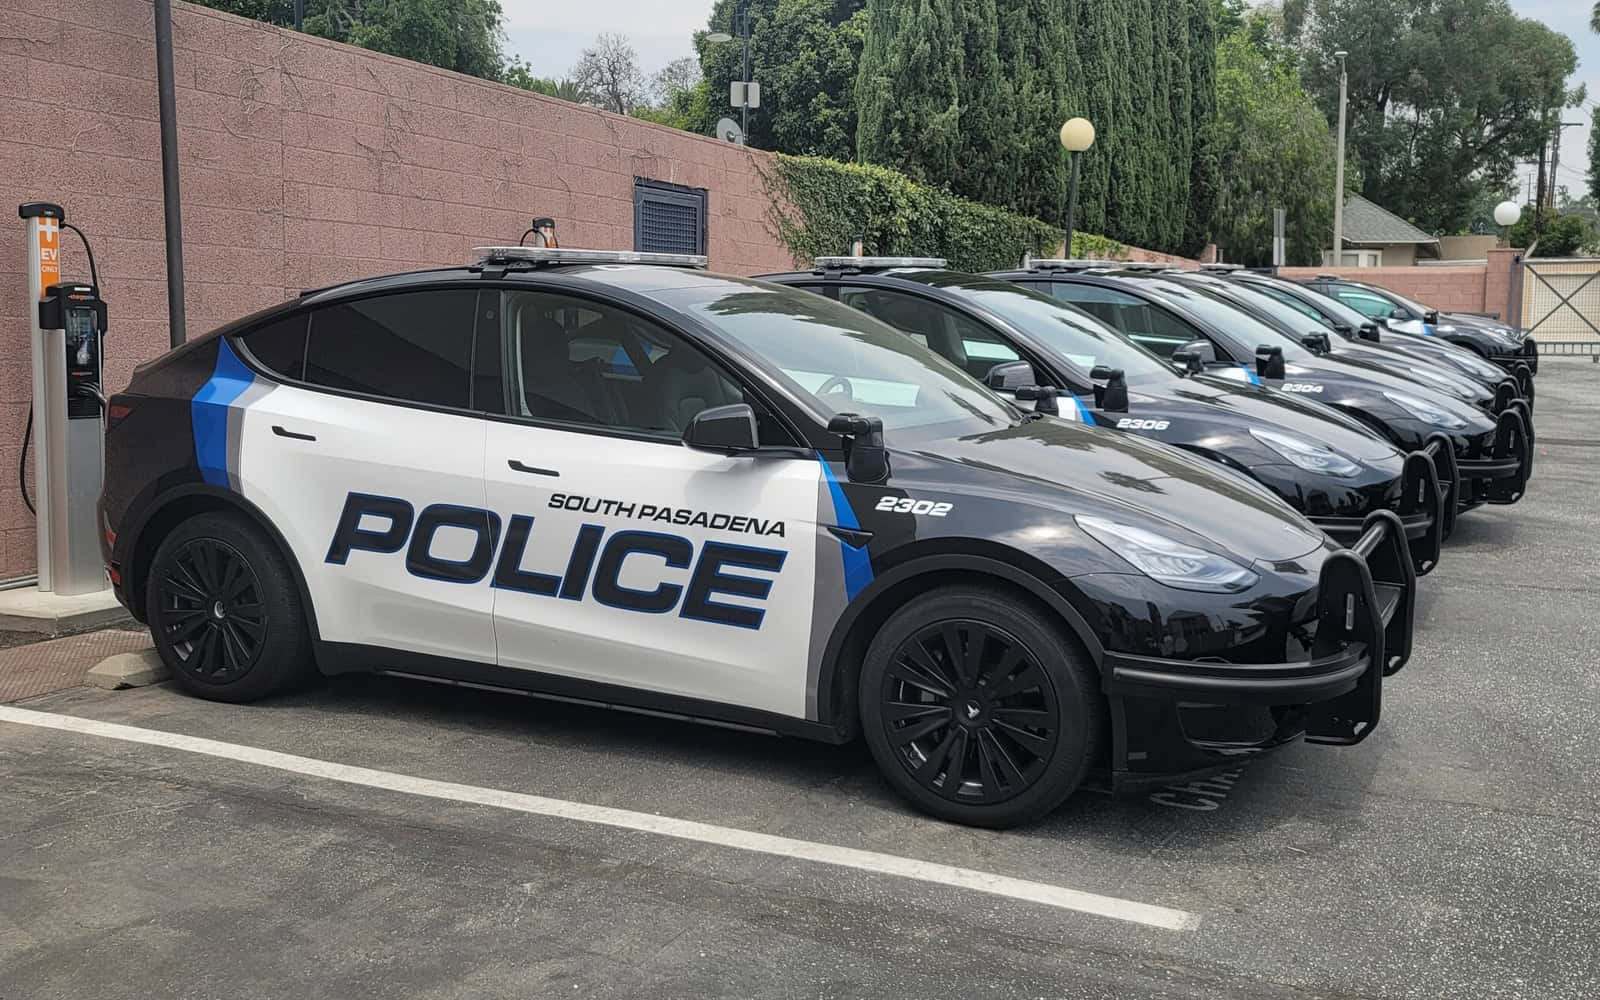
500, 0, 1597, 200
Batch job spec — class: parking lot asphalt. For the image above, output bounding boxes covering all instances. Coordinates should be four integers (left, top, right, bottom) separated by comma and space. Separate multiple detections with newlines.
3, 359, 1597, 1000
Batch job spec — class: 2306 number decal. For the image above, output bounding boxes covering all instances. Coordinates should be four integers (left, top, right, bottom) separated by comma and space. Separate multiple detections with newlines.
876, 497, 954, 516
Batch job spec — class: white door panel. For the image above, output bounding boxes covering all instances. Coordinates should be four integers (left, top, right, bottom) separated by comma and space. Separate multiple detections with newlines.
486, 422, 821, 718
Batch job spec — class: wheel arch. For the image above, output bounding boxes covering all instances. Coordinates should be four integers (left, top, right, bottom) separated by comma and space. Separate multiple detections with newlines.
125, 485, 323, 654
813, 547, 1105, 737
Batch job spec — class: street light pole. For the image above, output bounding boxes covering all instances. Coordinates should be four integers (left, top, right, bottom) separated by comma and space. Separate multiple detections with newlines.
1058, 118, 1095, 257
1331, 50, 1349, 268
739, 2, 751, 138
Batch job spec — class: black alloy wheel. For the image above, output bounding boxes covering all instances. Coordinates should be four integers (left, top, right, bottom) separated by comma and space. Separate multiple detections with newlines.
158, 537, 266, 682
881, 619, 1060, 806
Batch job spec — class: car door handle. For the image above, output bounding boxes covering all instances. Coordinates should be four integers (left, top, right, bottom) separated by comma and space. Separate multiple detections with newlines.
508, 460, 559, 477
272, 425, 316, 442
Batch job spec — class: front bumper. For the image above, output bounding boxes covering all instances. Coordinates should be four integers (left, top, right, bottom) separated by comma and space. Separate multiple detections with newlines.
1494, 337, 1538, 376
1459, 408, 1532, 507
1096, 510, 1415, 787
1312, 436, 1454, 576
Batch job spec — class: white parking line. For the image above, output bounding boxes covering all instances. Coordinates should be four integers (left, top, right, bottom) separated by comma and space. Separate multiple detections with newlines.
0, 704, 1197, 932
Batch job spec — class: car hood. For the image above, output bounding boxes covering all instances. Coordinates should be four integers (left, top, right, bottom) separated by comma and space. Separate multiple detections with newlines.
1133, 377, 1401, 463
902, 417, 1327, 563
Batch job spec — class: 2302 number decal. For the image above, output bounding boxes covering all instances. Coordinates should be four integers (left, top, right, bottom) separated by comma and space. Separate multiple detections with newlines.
875, 497, 954, 516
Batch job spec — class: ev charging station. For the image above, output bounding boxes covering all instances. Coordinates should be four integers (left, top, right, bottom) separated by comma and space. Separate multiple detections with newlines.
19, 201, 109, 598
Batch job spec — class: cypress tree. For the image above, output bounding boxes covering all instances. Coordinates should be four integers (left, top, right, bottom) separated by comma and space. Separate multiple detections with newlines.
1162, 3, 1195, 252
1072, 0, 1118, 239
856, 0, 964, 186
1113, 0, 1158, 248
1184, 0, 1220, 256
996, 0, 1081, 228
951, 0, 1014, 208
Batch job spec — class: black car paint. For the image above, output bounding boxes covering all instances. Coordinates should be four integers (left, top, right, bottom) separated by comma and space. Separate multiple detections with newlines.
100, 262, 1415, 790
1305, 277, 1539, 374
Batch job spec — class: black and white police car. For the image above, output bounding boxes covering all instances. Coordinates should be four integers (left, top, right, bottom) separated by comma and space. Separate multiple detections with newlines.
761, 257, 1450, 575
1303, 275, 1538, 375
100, 243, 1416, 828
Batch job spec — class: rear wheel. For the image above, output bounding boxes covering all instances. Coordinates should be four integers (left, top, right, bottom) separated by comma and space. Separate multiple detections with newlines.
858, 586, 1105, 828
146, 512, 312, 702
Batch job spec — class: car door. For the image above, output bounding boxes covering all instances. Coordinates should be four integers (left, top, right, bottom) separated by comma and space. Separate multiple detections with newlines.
229, 287, 499, 665
482, 287, 825, 719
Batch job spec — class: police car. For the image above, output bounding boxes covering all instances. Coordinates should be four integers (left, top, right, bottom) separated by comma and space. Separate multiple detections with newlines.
1007, 264, 1533, 513
761, 257, 1450, 575
1304, 275, 1538, 375
99, 243, 1416, 828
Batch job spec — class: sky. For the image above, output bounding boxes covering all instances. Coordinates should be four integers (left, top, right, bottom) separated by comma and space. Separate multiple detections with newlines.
499, 0, 1598, 200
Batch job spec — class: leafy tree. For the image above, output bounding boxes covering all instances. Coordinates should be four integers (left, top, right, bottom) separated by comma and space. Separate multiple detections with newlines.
501, 60, 588, 102
572, 32, 647, 115
995, 0, 1083, 225
1590, 109, 1600, 205
1506, 209, 1597, 257
855, 0, 964, 184
651, 57, 703, 106
1184, 0, 1221, 256
1285, 0, 1579, 235
1209, 27, 1336, 265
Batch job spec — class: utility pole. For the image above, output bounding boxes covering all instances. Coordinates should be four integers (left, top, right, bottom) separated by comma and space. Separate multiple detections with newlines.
1548, 120, 1584, 214
1534, 112, 1551, 233
739, 2, 752, 139
1331, 50, 1349, 267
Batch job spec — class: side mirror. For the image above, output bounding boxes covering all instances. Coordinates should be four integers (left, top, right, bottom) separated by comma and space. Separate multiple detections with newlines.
1423, 309, 1439, 324
1089, 365, 1129, 413
1389, 307, 1409, 321
1358, 323, 1381, 343
1255, 344, 1286, 380
827, 411, 890, 483
985, 360, 1034, 392
1299, 332, 1332, 355
1015, 384, 1060, 416
1332, 322, 1355, 338
1171, 349, 1204, 374
683, 403, 759, 453
1175, 338, 1216, 365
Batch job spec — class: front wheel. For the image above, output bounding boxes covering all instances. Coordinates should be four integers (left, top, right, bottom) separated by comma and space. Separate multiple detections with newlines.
858, 586, 1105, 828
146, 511, 313, 703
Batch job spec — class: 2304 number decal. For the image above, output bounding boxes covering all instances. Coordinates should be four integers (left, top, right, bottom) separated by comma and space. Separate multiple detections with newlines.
875, 497, 954, 516
1280, 382, 1324, 393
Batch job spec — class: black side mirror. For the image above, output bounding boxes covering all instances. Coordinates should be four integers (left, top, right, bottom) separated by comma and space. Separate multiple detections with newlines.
1175, 338, 1216, 365
683, 403, 759, 453
1255, 344, 1286, 380
1299, 332, 1332, 354
1424, 309, 1439, 324
1089, 365, 1129, 412
1332, 322, 1355, 338
827, 412, 890, 483
1171, 349, 1204, 374
985, 360, 1034, 392
1358, 323, 1381, 342
1015, 384, 1060, 416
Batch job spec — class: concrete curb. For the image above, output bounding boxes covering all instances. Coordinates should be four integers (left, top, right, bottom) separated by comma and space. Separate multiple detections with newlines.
86, 648, 170, 690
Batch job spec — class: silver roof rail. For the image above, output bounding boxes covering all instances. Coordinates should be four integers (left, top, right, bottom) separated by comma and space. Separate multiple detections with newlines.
473, 246, 708, 268
814, 255, 948, 270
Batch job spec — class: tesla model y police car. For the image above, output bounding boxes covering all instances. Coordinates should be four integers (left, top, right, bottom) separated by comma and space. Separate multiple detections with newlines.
1304, 275, 1538, 375
100, 244, 1416, 828
762, 257, 1449, 575
1012, 264, 1532, 514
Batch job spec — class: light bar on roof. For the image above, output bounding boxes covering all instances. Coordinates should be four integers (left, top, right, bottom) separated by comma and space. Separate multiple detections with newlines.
1026, 258, 1117, 271
1199, 263, 1244, 272
474, 246, 708, 268
814, 255, 948, 269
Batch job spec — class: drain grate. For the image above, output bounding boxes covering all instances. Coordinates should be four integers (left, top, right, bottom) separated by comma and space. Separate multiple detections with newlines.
0, 629, 153, 703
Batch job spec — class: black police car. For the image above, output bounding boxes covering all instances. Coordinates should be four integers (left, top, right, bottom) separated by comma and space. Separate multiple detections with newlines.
99, 243, 1416, 829
1009, 264, 1532, 513
762, 257, 1449, 575
1304, 275, 1538, 375
1216, 268, 1533, 407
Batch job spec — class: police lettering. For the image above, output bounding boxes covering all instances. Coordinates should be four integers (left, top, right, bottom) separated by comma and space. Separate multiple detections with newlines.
328, 493, 785, 629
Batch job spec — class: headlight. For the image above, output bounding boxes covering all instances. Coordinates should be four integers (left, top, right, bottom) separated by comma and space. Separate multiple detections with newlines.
1407, 366, 1473, 398
1076, 516, 1259, 593
1384, 390, 1467, 429
1250, 428, 1361, 478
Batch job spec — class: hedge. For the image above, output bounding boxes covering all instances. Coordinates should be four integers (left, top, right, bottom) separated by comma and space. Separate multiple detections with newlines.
763, 154, 1123, 273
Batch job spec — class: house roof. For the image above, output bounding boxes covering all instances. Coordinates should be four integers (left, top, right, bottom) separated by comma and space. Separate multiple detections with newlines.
1341, 194, 1439, 246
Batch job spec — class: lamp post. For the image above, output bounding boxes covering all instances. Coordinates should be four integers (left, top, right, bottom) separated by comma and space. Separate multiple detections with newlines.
1331, 49, 1349, 268
1493, 200, 1522, 247
706, 2, 755, 141
1059, 117, 1095, 257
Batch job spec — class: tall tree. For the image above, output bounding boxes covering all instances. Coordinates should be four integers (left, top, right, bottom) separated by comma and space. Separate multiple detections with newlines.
856, 0, 964, 185
995, 0, 1082, 226
571, 32, 647, 115
1590, 110, 1600, 205
1185, 0, 1221, 255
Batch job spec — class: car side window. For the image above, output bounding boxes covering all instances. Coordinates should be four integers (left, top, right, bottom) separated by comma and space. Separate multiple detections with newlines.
304, 290, 478, 410
1045, 283, 1200, 358
503, 290, 792, 445
836, 286, 1022, 382
1330, 287, 1396, 320
237, 314, 308, 380
1255, 286, 1323, 323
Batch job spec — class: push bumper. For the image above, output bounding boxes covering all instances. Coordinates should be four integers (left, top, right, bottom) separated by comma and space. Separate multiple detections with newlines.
1311, 436, 1454, 575
1459, 408, 1532, 506
1494, 337, 1538, 376
1102, 510, 1415, 787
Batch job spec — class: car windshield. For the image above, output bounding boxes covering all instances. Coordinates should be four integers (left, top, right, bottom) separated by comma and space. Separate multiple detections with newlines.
1139, 279, 1319, 362
656, 276, 1019, 438
1225, 283, 1349, 345
911, 275, 1179, 386
1270, 281, 1374, 331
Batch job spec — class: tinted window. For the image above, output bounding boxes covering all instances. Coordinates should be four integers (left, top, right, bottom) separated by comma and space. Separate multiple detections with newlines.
836, 286, 1022, 382
1139, 280, 1317, 362
656, 276, 1016, 438
1330, 286, 1402, 320
505, 290, 791, 445
1045, 282, 1201, 359
239, 315, 308, 379
306, 290, 477, 409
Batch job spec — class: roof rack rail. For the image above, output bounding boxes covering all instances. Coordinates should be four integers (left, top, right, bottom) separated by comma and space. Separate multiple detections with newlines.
813, 255, 947, 271
473, 246, 708, 268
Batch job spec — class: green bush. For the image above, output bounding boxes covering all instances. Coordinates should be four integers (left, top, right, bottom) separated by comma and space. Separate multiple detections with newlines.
763, 155, 1122, 273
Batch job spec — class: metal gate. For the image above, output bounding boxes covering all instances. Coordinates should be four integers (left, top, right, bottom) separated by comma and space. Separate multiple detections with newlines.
1519, 257, 1600, 357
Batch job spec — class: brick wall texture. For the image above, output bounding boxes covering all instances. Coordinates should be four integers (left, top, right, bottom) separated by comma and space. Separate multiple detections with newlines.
1279, 249, 1525, 324
0, 0, 803, 578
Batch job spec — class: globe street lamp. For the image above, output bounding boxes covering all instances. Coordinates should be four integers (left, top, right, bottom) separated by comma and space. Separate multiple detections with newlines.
1494, 200, 1522, 247
1059, 117, 1095, 257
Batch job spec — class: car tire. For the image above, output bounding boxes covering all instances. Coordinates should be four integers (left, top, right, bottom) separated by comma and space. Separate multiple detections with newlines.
146, 511, 313, 703
858, 585, 1105, 828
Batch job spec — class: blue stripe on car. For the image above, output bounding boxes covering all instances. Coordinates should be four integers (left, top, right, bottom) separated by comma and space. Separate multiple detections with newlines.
1237, 363, 1262, 386
1066, 391, 1093, 423
191, 338, 255, 487
815, 454, 873, 601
